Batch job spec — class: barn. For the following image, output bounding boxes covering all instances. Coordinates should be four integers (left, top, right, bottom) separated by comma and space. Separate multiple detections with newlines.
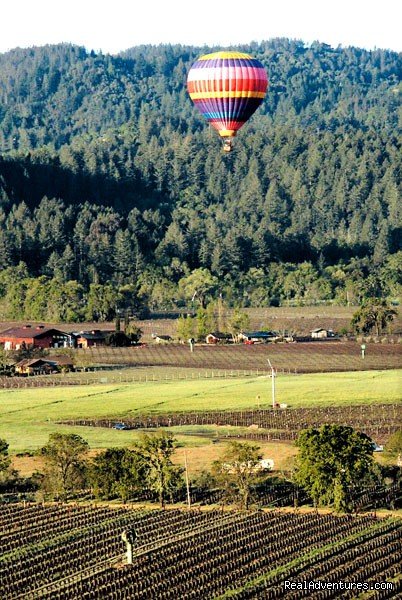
0, 325, 71, 350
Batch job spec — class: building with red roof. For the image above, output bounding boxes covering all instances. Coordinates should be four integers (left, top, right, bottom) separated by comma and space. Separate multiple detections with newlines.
0, 325, 71, 350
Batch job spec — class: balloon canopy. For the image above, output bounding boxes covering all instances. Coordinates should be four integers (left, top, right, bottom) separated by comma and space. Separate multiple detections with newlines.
187, 51, 268, 148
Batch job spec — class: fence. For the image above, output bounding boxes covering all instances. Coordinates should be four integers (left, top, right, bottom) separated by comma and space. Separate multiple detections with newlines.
0, 368, 298, 389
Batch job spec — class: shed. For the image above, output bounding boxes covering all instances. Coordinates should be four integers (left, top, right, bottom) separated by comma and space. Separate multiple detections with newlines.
151, 334, 173, 344
311, 328, 334, 339
205, 332, 232, 344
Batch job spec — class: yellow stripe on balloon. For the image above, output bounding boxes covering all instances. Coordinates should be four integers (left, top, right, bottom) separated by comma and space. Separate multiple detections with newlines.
198, 51, 252, 60
189, 91, 266, 100
218, 130, 237, 137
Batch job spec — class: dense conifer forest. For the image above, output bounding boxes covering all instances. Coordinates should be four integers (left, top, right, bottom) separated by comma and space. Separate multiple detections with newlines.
0, 40, 400, 321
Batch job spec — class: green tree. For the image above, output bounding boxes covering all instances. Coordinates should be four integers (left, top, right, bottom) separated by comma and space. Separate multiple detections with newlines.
351, 299, 397, 336
85, 283, 120, 321
294, 425, 377, 512
178, 268, 218, 308
212, 441, 263, 510
226, 308, 250, 342
379, 252, 402, 298
0, 439, 12, 483
195, 305, 217, 340
384, 430, 402, 464
125, 321, 143, 344
136, 431, 183, 508
176, 314, 196, 342
0, 347, 11, 374
89, 448, 146, 502
40, 433, 89, 500
105, 331, 131, 347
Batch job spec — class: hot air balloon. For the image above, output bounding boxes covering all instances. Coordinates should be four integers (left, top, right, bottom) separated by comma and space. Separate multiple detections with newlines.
187, 51, 268, 152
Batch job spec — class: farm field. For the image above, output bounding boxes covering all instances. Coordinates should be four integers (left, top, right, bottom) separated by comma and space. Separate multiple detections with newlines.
3, 340, 401, 390
75, 341, 402, 373
1, 504, 401, 599
75, 401, 401, 445
1, 369, 400, 454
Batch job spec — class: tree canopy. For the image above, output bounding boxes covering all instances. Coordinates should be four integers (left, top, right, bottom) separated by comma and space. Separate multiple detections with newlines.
40, 433, 89, 500
0, 41, 400, 319
212, 441, 263, 510
294, 425, 378, 512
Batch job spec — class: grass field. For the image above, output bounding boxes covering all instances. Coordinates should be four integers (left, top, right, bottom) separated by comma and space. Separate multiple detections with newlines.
1, 369, 400, 454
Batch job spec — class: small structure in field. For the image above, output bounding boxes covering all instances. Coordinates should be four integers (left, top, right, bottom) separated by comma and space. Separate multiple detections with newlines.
223, 458, 274, 474
152, 334, 173, 344
205, 332, 232, 344
311, 328, 335, 339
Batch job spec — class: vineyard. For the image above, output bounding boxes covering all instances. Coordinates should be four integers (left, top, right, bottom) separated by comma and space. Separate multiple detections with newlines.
76, 342, 402, 373
65, 402, 402, 445
0, 341, 400, 391
1, 505, 401, 599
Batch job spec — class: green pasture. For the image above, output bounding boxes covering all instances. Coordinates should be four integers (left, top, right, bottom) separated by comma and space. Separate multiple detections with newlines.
0, 369, 400, 453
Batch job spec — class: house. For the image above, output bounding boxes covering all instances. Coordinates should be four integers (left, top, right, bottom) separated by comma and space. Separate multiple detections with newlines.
15, 358, 54, 375
239, 331, 279, 344
205, 332, 232, 344
151, 334, 173, 344
311, 328, 335, 339
0, 325, 72, 350
14, 355, 74, 375
73, 330, 109, 348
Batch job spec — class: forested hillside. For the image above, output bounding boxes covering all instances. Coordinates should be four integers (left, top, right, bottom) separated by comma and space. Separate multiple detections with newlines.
0, 40, 400, 321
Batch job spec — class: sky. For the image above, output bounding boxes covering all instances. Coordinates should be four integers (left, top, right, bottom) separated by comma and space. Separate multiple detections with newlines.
1, 0, 401, 55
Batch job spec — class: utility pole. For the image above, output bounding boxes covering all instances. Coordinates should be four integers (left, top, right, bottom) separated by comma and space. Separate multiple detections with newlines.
267, 358, 276, 408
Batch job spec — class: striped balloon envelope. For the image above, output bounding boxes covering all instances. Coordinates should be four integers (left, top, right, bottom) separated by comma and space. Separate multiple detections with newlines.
187, 51, 268, 151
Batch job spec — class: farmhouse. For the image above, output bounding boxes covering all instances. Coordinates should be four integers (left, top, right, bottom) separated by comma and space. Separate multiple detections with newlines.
73, 330, 108, 348
14, 355, 74, 375
14, 358, 54, 375
0, 325, 71, 350
239, 331, 279, 343
205, 332, 232, 344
